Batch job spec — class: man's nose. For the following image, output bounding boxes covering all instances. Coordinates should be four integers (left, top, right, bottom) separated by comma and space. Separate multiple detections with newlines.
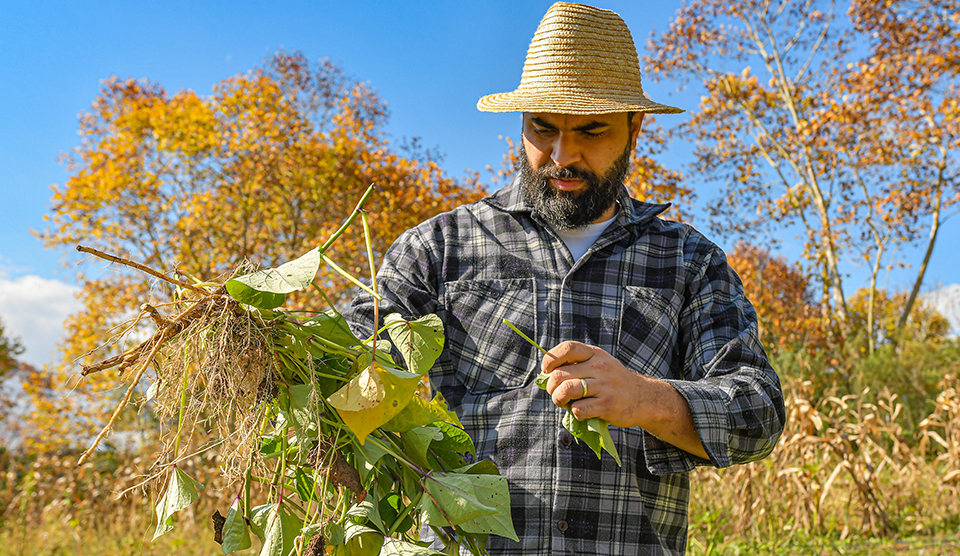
550, 133, 581, 168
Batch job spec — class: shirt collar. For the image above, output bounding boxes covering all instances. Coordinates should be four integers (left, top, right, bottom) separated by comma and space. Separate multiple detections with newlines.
484, 177, 671, 227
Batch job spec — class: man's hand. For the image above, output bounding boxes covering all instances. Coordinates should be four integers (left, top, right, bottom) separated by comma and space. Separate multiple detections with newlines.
541, 341, 710, 460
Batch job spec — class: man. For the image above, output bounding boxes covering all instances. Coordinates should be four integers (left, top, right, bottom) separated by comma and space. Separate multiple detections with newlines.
347, 3, 785, 554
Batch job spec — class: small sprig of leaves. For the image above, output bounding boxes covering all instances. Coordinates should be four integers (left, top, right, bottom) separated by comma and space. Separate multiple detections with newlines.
503, 319, 621, 466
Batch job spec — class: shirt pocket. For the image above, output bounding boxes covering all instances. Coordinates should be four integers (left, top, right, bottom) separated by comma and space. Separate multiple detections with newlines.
617, 286, 683, 379
441, 278, 538, 394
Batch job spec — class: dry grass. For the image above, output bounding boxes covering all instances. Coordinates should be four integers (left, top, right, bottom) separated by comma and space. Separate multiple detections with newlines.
688, 371, 960, 553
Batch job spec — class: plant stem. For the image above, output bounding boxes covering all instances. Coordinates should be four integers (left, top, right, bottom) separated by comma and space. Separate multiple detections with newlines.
321, 253, 382, 300
320, 183, 377, 252
502, 318, 548, 354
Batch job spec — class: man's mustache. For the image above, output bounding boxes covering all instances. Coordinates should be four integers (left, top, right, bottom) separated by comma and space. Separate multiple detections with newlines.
536, 163, 597, 182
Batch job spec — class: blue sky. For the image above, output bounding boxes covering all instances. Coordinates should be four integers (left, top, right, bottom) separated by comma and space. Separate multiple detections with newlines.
0, 1, 957, 365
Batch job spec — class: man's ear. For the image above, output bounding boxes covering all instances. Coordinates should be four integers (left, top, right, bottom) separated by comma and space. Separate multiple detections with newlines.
629, 112, 644, 148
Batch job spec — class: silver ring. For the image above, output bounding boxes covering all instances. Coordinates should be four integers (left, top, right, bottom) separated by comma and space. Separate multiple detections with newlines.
580, 378, 588, 398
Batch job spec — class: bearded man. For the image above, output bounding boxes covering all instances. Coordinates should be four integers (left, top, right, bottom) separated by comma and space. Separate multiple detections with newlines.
347, 3, 785, 554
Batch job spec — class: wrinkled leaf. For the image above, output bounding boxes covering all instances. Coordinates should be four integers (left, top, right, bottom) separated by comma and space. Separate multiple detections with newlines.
221, 497, 251, 554
384, 313, 445, 375
152, 466, 203, 541
329, 363, 421, 444
420, 473, 498, 527
382, 391, 462, 432
228, 248, 321, 295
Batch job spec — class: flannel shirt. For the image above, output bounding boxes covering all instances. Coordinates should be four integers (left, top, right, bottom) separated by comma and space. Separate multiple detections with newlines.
346, 180, 785, 555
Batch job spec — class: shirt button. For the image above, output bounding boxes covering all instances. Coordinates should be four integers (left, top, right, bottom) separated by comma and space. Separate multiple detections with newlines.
557, 520, 569, 532
561, 433, 573, 446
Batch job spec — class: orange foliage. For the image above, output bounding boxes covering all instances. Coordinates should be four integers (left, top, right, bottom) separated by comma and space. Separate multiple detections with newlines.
30, 52, 486, 453
726, 242, 824, 354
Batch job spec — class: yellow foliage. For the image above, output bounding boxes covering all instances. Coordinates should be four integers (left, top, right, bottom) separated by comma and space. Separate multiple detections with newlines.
30, 52, 486, 453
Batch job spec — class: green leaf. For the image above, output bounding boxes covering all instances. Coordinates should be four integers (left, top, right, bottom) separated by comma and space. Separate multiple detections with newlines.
258, 504, 300, 556
377, 493, 413, 535
562, 410, 621, 466
536, 372, 621, 466
225, 280, 286, 310
295, 467, 317, 503
152, 467, 202, 541
346, 499, 384, 534
342, 522, 383, 556
380, 538, 445, 555
249, 503, 273, 541
420, 473, 498, 528
382, 391, 462, 432
287, 383, 318, 437
323, 521, 345, 546
230, 248, 322, 295
355, 438, 391, 484
401, 426, 443, 469
221, 497, 251, 554
384, 313, 444, 375
454, 473, 519, 542
454, 459, 499, 475
429, 422, 476, 470
303, 311, 361, 348
328, 363, 421, 444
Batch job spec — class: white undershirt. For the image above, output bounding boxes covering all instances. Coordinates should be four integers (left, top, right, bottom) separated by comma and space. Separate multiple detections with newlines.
553, 213, 618, 261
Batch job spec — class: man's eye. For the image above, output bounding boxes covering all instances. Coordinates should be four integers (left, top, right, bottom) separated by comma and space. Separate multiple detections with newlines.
582, 130, 603, 138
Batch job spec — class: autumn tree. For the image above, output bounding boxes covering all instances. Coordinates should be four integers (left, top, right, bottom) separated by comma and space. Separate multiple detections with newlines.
645, 0, 959, 340
31, 52, 485, 453
726, 242, 823, 354
0, 316, 23, 376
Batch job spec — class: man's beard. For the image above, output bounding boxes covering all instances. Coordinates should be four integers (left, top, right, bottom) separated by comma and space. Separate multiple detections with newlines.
517, 142, 632, 230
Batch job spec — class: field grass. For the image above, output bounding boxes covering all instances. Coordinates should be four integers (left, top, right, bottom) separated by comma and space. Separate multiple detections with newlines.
3, 345, 959, 555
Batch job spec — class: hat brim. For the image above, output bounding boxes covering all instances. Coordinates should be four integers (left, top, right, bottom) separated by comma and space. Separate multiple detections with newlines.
477, 90, 684, 115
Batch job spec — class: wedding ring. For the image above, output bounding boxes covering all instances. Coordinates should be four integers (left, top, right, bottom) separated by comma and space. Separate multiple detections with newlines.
580, 378, 588, 398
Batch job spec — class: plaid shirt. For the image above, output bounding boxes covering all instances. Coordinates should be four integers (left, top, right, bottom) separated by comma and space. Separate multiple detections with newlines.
346, 181, 785, 555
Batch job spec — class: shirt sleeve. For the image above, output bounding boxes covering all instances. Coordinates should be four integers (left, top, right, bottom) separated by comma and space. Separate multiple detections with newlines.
642, 238, 786, 474
343, 227, 440, 344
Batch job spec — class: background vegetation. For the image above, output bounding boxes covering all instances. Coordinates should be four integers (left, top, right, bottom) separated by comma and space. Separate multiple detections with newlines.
0, 0, 958, 553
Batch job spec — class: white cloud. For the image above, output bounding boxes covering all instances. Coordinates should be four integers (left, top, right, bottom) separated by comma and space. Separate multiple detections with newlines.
922, 284, 960, 337
0, 275, 82, 367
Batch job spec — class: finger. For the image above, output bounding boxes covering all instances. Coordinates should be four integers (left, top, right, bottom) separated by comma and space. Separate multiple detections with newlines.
542, 341, 596, 374
551, 376, 590, 408
543, 364, 586, 394
569, 397, 600, 422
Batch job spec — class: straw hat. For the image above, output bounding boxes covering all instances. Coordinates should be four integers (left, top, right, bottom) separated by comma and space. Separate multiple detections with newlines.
477, 2, 683, 115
